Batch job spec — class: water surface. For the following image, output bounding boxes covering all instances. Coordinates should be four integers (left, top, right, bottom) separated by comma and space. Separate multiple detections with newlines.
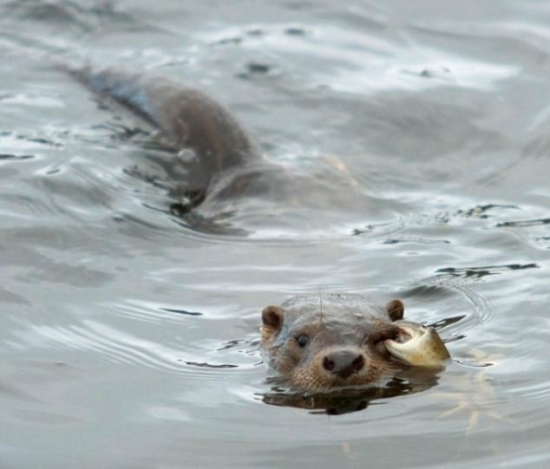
1, 0, 550, 467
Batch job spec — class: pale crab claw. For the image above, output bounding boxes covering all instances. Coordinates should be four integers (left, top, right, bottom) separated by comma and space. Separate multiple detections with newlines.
385, 320, 451, 368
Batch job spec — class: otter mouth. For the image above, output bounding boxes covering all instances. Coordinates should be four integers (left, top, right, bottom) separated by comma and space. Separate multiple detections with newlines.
384, 321, 451, 368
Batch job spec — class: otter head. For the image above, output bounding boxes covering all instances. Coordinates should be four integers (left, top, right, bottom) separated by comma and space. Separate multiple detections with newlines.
261, 294, 406, 391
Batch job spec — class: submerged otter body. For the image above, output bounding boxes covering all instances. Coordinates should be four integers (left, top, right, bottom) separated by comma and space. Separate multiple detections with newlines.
261, 294, 410, 390
73, 66, 371, 232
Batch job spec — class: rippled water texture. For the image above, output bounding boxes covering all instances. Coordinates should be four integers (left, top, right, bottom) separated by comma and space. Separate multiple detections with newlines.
1, 0, 550, 467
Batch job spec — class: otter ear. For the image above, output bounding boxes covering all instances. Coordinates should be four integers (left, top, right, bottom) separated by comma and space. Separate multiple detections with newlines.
261, 306, 284, 338
386, 299, 404, 321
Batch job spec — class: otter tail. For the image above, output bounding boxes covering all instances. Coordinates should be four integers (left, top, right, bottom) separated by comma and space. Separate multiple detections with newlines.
68, 65, 261, 174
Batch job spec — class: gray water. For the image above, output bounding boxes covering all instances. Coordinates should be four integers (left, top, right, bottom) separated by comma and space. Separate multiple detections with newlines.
1, 0, 550, 467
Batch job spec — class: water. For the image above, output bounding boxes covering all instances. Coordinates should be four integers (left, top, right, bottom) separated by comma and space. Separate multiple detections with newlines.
1, 0, 550, 467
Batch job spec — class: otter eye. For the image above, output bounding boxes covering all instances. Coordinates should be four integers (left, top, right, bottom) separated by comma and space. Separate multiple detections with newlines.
295, 334, 310, 348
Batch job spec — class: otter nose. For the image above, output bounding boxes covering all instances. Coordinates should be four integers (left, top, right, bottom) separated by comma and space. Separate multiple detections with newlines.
322, 351, 365, 379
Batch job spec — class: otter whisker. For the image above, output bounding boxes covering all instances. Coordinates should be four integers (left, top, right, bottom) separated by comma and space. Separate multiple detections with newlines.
318, 287, 324, 326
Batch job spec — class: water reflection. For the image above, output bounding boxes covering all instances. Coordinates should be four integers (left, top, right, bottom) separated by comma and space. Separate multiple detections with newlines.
262, 367, 444, 415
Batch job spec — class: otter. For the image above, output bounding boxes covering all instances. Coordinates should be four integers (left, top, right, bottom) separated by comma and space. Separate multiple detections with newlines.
70, 66, 450, 390
261, 293, 448, 391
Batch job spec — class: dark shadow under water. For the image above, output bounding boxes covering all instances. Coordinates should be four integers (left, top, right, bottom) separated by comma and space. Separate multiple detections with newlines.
262, 366, 445, 415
